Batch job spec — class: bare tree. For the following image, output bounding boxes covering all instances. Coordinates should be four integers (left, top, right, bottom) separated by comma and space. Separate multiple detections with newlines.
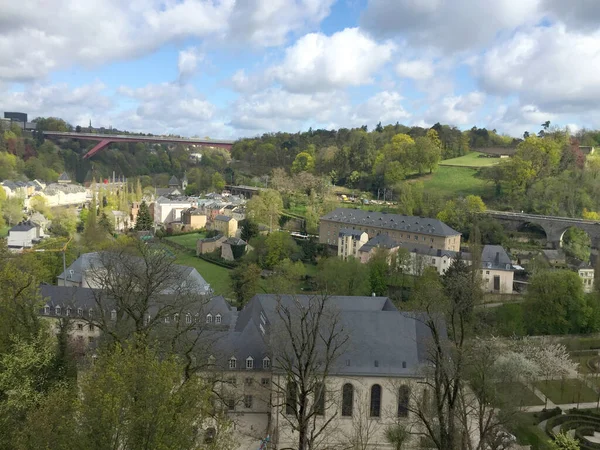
270, 294, 349, 450
343, 387, 384, 450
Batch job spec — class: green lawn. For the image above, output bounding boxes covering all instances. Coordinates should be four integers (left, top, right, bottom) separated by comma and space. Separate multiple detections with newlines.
417, 166, 494, 199
174, 251, 232, 296
166, 233, 206, 251
507, 412, 552, 450
535, 379, 599, 404
439, 152, 502, 167
0, 226, 8, 238
495, 382, 544, 407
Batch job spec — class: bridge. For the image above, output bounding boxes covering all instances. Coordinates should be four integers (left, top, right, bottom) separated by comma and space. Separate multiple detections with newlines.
42, 131, 234, 159
486, 210, 600, 250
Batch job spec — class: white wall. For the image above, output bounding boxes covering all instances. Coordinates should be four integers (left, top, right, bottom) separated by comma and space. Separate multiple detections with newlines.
7, 228, 38, 249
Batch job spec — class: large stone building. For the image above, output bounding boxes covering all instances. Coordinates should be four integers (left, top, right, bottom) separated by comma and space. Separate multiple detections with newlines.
321, 208, 461, 251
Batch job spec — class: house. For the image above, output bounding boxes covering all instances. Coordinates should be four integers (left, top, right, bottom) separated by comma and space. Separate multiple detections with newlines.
29, 212, 49, 233
39, 183, 87, 207
221, 237, 247, 261
338, 228, 369, 260
196, 234, 226, 255
57, 172, 72, 184
110, 210, 129, 232
56, 252, 212, 295
153, 196, 193, 225
578, 263, 595, 294
397, 242, 472, 277
222, 204, 246, 222
7, 221, 44, 251
320, 208, 461, 251
542, 249, 567, 266
213, 215, 238, 237
205, 294, 431, 449
357, 234, 400, 263
181, 207, 207, 230
481, 245, 515, 294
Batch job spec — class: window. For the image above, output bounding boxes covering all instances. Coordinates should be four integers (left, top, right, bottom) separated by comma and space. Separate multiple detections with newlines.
229, 357, 237, 369
486, 270, 490, 275
206, 314, 213, 324
432, 258, 436, 264
110, 309, 117, 321
342, 383, 354, 417
55, 306, 61, 315
261, 378, 270, 386
414, 235, 418, 241
245, 377, 253, 386
89, 324, 95, 331
398, 385, 410, 418
244, 395, 253, 409
345, 359, 351, 367
164, 316, 170, 324
88, 336, 94, 343
77, 308, 83, 317
185, 313, 192, 324
263, 357, 270, 369
215, 314, 222, 324
493, 276, 500, 291
370, 384, 382, 417
89, 308, 93, 318
402, 361, 407, 369
66, 307, 71, 316
174, 313, 179, 322
145, 314, 151, 325
227, 376, 237, 386
314, 383, 325, 416
374, 360, 379, 368
226, 398, 235, 411
286, 382, 297, 415
207, 355, 215, 366
77, 323, 84, 331
246, 356, 254, 369
44, 305, 50, 315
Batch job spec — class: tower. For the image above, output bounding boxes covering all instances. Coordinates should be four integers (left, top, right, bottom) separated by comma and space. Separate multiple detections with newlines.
181, 171, 188, 192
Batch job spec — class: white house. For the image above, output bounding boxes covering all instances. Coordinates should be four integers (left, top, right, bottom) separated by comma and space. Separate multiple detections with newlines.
7, 221, 44, 252
578, 263, 595, 294
338, 228, 369, 260
153, 196, 194, 225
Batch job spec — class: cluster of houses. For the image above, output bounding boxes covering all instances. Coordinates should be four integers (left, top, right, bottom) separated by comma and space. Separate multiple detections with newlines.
1, 172, 88, 208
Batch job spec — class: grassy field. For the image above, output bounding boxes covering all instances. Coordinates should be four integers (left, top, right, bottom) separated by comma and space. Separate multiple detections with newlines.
535, 379, 598, 404
0, 226, 8, 238
495, 382, 544, 407
417, 166, 493, 199
166, 233, 206, 251
440, 152, 501, 167
174, 251, 232, 296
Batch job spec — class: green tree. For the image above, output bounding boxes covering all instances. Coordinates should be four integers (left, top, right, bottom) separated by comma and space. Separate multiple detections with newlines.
368, 248, 389, 296
98, 211, 114, 234
246, 189, 283, 232
437, 195, 486, 234
315, 257, 369, 296
562, 227, 591, 262
51, 208, 78, 237
3, 196, 24, 226
292, 152, 316, 174
239, 218, 259, 242
230, 263, 262, 306
211, 172, 226, 191
548, 432, 580, 450
134, 200, 153, 231
29, 195, 51, 218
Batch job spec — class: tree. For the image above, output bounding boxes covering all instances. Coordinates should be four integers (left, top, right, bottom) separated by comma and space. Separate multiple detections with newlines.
315, 257, 369, 296
239, 218, 259, 242
271, 294, 349, 450
549, 432, 580, 450
212, 172, 226, 191
29, 195, 51, 217
292, 152, 316, 174
562, 227, 591, 262
368, 248, 389, 296
246, 189, 283, 232
51, 208, 77, 237
437, 195, 486, 235
230, 263, 261, 307
98, 211, 114, 234
3, 196, 24, 226
385, 424, 409, 450
134, 200, 153, 231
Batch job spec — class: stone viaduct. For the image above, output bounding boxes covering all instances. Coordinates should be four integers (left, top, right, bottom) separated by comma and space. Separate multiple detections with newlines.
485, 210, 600, 250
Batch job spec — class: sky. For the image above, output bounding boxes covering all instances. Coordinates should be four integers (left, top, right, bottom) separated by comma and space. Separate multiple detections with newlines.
2, 0, 600, 139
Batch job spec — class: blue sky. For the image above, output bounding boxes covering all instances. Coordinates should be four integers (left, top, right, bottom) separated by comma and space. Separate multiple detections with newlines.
2, 0, 600, 139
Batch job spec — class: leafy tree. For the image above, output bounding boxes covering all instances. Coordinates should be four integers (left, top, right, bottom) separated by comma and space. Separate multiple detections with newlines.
98, 211, 114, 234
211, 171, 226, 191
315, 257, 369, 295
437, 195, 486, 234
562, 227, 591, 262
230, 263, 262, 306
29, 195, 51, 217
385, 424, 409, 450
51, 208, 78, 237
134, 200, 153, 231
367, 248, 389, 296
3, 196, 24, 226
291, 151, 316, 173
246, 189, 283, 232
548, 432, 580, 450
239, 218, 259, 242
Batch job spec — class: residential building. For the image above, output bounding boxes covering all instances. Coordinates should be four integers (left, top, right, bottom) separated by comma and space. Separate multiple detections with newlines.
357, 234, 400, 263
153, 196, 193, 225
182, 207, 207, 230
213, 215, 238, 237
542, 249, 567, 266
222, 204, 246, 221
578, 263, 595, 294
7, 221, 44, 251
110, 210, 129, 232
320, 208, 461, 251
397, 242, 472, 276
29, 212, 49, 233
57, 252, 212, 295
57, 172, 72, 184
481, 245, 515, 294
196, 234, 226, 255
338, 229, 369, 260
37, 183, 87, 207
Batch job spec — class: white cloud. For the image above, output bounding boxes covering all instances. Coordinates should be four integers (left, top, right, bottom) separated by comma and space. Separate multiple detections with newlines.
395, 59, 435, 80
270, 27, 395, 92
542, 0, 600, 31
361, 0, 540, 52
177, 48, 203, 81
477, 25, 600, 113
347, 91, 411, 128
487, 103, 558, 137
424, 91, 485, 125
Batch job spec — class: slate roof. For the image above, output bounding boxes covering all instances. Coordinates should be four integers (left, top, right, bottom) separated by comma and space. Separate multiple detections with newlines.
168, 175, 180, 186
58, 172, 71, 181
215, 214, 233, 222
322, 208, 460, 237
339, 228, 367, 238
358, 234, 399, 252
481, 245, 513, 271
9, 221, 37, 232
397, 242, 472, 260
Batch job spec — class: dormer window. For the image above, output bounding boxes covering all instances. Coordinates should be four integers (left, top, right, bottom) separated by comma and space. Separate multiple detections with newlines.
262, 357, 271, 369
215, 314, 222, 324
185, 313, 192, 324
44, 305, 50, 315
66, 307, 71, 317
229, 357, 237, 369
55, 306, 61, 316
164, 316, 170, 324
110, 309, 117, 321
246, 357, 254, 369
206, 314, 213, 324
174, 313, 179, 322
208, 355, 215, 366
89, 308, 93, 318
77, 308, 83, 317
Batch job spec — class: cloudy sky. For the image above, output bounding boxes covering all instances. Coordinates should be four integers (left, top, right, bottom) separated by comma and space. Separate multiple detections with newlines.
2, 0, 600, 139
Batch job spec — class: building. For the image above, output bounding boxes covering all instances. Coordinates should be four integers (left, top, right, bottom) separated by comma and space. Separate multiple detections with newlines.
481, 245, 515, 294
110, 210, 129, 232
196, 234, 226, 255
320, 208, 461, 251
57, 252, 212, 295
578, 263, 595, 294
338, 229, 369, 260
153, 196, 193, 225
397, 242, 471, 277
37, 183, 87, 207
7, 221, 44, 251
357, 234, 400, 263
181, 207, 208, 230
213, 215, 238, 237
221, 237, 247, 261
57, 172, 72, 184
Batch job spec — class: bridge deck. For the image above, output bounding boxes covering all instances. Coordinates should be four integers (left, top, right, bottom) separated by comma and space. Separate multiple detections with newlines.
486, 210, 600, 225
42, 131, 234, 145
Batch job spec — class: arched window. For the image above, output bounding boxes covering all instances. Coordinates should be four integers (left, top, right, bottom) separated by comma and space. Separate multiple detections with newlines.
370, 384, 382, 417
66, 307, 71, 316
174, 313, 179, 322
185, 313, 192, 324
398, 385, 410, 418
206, 313, 213, 324
342, 383, 354, 417
88, 308, 93, 318
286, 381, 297, 415
314, 383, 325, 416
77, 308, 83, 317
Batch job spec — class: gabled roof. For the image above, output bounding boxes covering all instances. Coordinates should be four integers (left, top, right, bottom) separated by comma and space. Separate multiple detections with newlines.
321, 208, 460, 237
9, 221, 37, 232
481, 245, 513, 271
215, 214, 233, 222
168, 175, 180, 186
339, 228, 367, 238
358, 234, 399, 252
58, 172, 71, 181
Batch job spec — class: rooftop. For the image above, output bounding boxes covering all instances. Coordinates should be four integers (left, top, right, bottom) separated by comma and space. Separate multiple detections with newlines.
322, 208, 460, 237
